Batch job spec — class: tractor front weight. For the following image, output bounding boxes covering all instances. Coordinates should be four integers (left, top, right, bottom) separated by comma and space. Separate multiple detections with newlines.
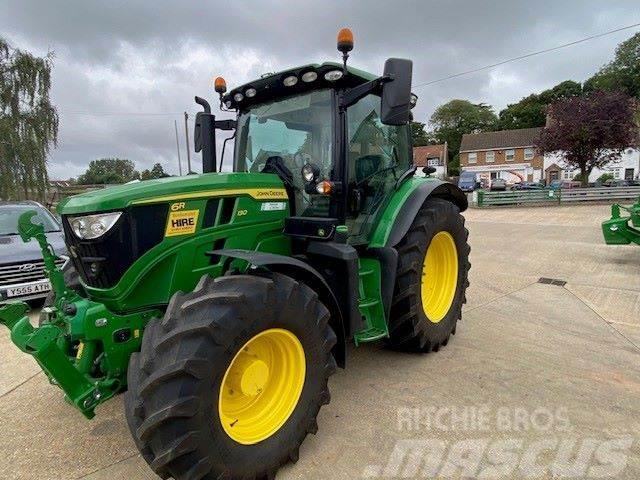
0, 211, 160, 418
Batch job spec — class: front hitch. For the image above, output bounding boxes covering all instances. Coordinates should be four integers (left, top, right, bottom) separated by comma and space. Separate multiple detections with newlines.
0, 211, 159, 418
0, 303, 104, 417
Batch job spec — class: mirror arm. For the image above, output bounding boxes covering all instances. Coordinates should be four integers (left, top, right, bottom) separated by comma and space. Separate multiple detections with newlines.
339, 75, 392, 110
214, 119, 237, 131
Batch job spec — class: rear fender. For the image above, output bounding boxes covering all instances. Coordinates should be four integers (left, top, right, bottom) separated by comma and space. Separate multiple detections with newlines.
369, 177, 467, 248
208, 249, 347, 367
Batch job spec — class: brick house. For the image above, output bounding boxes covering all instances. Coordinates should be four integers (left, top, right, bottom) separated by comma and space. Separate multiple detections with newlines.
413, 143, 448, 178
459, 127, 543, 184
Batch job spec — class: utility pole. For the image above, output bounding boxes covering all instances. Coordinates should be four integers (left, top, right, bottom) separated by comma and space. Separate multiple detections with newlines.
184, 112, 192, 174
174, 120, 182, 176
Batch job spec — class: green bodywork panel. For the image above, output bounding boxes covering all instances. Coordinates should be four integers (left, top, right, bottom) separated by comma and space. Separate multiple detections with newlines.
602, 197, 640, 245
58, 172, 287, 214
368, 176, 439, 248
60, 173, 291, 312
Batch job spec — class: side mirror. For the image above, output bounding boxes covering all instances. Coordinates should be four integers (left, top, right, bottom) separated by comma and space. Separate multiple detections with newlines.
380, 58, 412, 126
194, 96, 216, 173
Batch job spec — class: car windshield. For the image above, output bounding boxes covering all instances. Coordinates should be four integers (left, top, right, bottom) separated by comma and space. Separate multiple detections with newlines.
234, 89, 334, 215
0, 204, 60, 235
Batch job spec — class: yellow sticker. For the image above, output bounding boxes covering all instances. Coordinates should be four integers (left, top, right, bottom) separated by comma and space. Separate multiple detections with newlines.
76, 342, 85, 360
165, 209, 200, 237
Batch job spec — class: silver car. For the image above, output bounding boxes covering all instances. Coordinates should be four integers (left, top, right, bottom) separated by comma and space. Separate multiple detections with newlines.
0, 201, 68, 303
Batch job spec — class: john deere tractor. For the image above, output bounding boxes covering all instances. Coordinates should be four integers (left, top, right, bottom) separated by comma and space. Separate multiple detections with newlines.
0, 29, 470, 479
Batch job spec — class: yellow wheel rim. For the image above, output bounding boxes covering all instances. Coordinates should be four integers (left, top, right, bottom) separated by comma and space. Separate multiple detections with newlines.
218, 328, 306, 445
421, 231, 458, 323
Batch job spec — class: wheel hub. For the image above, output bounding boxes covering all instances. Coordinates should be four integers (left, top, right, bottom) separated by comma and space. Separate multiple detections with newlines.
421, 231, 459, 322
228, 356, 270, 397
219, 328, 306, 444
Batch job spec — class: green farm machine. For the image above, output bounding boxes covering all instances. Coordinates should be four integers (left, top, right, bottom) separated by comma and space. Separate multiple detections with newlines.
602, 196, 640, 245
0, 30, 470, 479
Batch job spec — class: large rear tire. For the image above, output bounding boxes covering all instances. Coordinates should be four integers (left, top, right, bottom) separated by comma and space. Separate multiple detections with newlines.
387, 198, 470, 352
125, 272, 337, 480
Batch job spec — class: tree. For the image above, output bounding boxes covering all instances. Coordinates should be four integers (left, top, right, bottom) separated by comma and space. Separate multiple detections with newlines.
538, 90, 638, 186
584, 32, 640, 99
410, 121, 432, 147
498, 81, 583, 130
429, 100, 498, 171
596, 172, 614, 184
77, 158, 140, 184
0, 38, 58, 201
448, 154, 460, 177
140, 163, 170, 180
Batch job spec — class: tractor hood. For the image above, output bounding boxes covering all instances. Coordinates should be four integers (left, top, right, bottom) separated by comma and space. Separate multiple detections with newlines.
58, 173, 287, 215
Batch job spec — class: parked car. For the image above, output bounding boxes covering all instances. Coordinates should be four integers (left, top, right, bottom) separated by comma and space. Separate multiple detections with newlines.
549, 179, 582, 190
489, 178, 507, 191
458, 171, 479, 192
603, 179, 633, 187
513, 181, 545, 190
0, 201, 68, 303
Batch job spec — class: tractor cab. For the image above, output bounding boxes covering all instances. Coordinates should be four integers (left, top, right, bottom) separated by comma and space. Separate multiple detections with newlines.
197, 30, 416, 245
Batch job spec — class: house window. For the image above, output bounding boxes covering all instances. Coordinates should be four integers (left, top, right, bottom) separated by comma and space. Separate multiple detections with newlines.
613, 169, 621, 179
468, 152, 477, 164
562, 170, 574, 180
505, 149, 515, 161
427, 158, 440, 167
485, 151, 495, 163
524, 148, 535, 160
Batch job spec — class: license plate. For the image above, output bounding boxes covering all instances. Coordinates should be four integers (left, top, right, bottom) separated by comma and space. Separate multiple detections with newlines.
6, 281, 51, 298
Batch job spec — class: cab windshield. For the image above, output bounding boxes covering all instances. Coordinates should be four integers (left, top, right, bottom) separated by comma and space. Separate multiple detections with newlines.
234, 89, 333, 215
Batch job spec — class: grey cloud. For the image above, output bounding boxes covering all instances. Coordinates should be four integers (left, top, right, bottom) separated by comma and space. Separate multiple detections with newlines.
0, 0, 638, 178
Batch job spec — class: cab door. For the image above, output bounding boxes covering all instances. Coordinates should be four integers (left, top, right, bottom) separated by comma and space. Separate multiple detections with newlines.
345, 94, 413, 244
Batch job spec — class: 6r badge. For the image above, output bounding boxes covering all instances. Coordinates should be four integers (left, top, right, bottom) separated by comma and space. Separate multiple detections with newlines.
165, 209, 199, 236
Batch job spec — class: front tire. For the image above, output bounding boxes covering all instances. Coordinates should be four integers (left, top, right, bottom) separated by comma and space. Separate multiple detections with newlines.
125, 272, 337, 480
387, 198, 470, 352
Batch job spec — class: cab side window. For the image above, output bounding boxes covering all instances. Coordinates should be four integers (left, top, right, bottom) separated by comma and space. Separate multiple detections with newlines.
346, 94, 411, 242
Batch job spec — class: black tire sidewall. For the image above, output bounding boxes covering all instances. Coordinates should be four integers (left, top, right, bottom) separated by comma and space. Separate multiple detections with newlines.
413, 203, 467, 343
199, 291, 329, 470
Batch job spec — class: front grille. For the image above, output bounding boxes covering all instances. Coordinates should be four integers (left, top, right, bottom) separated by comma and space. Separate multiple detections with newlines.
0, 258, 66, 287
63, 204, 168, 289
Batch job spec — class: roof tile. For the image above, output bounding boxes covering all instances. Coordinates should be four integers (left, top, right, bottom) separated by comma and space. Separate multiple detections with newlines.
460, 127, 542, 152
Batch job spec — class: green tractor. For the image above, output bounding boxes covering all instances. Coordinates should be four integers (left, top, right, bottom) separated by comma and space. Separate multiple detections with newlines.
0, 30, 470, 480
602, 196, 640, 245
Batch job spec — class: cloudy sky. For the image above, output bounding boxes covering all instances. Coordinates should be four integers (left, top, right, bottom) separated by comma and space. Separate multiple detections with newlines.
1, 0, 639, 179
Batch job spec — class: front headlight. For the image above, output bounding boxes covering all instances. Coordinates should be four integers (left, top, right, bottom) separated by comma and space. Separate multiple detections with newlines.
70, 212, 122, 240
301, 163, 320, 183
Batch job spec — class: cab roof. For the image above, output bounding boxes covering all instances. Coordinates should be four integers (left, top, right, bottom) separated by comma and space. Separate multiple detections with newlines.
222, 62, 378, 110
